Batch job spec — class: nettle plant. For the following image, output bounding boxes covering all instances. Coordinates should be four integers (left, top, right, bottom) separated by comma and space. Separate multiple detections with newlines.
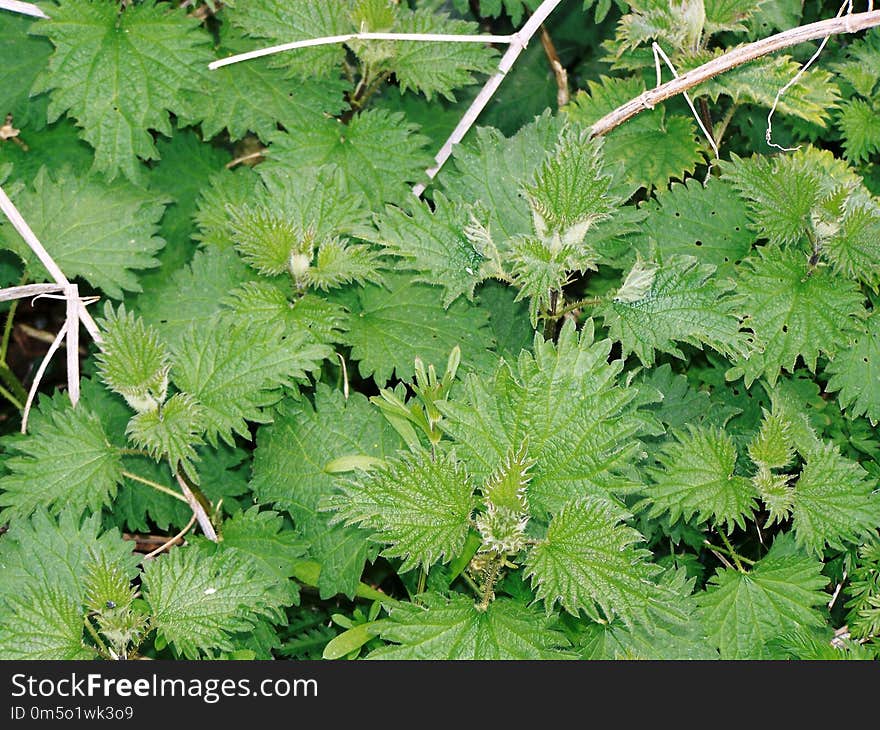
0, 0, 879, 660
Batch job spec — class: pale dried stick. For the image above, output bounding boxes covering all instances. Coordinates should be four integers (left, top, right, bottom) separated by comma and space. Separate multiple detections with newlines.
175, 472, 218, 542
0, 185, 101, 343
652, 42, 719, 160
141, 514, 197, 562
0, 0, 48, 18
65, 283, 80, 406
766, 0, 851, 151
413, 0, 564, 197
209, 31, 518, 70
589, 9, 880, 139
21, 320, 67, 433
0, 283, 64, 303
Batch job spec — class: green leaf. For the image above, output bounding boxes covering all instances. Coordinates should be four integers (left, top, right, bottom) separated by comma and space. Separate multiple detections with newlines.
452, 0, 541, 25
0, 509, 137, 659
0, 13, 52, 130
224, 283, 347, 350
376, 194, 484, 307
728, 246, 865, 387
377, 8, 497, 101
225, 0, 352, 79
0, 167, 165, 299
792, 443, 880, 554
250, 385, 401, 598
31, 0, 212, 181
704, 0, 763, 35
96, 303, 171, 413
639, 425, 757, 531
326, 449, 476, 573
193, 167, 261, 249
566, 75, 703, 192
0, 586, 94, 660
597, 255, 746, 366
524, 128, 615, 240
171, 312, 328, 446
369, 593, 571, 659
440, 112, 566, 241
136, 246, 258, 348
266, 109, 431, 208
0, 397, 123, 523
341, 273, 495, 385
142, 544, 286, 659
698, 533, 827, 659
218, 507, 306, 606
631, 177, 754, 278
192, 27, 347, 142
125, 393, 207, 484
837, 98, 880, 163
821, 193, 880, 289
441, 320, 648, 516
305, 237, 385, 292
825, 312, 880, 426
525, 497, 680, 626
723, 151, 822, 247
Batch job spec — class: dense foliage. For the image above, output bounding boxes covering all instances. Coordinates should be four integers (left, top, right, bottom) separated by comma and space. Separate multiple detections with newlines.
0, 0, 879, 660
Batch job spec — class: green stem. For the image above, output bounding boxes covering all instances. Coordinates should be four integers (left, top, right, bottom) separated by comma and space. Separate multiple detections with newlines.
460, 570, 482, 598
715, 532, 753, 571
712, 103, 739, 149
83, 616, 112, 660
416, 568, 427, 596
0, 382, 23, 411
121, 470, 188, 504
478, 555, 503, 611
554, 296, 603, 318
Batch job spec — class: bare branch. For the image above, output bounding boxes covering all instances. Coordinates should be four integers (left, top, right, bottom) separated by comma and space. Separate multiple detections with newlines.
209, 31, 518, 71
175, 473, 219, 542
413, 0, 564, 197
589, 9, 880, 140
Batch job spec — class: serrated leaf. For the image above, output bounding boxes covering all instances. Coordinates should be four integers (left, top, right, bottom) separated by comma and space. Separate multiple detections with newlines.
825, 312, 880, 426
96, 303, 171, 412
326, 449, 476, 572
192, 27, 347, 141
378, 8, 497, 101
704, 0, 763, 35
698, 533, 827, 659
821, 193, 880, 288
631, 177, 754, 278
125, 393, 207, 484
305, 237, 385, 291
729, 246, 865, 386
31, 0, 212, 181
369, 593, 571, 659
440, 112, 566, 241
136, 246, 258, 347
441, 320, 648, 516
0, 167, 165, 298
266, 109, 431, 208
218, 507, 306, 606
639, 425, 757, 531
525, 497, 681, 627
0, 509, 137, 660
193, 167, 261, 249
0, 397, 122, 523
0, 13, 52, 131
171, 312, 328, 446
748, 406, 795, 469
225, 282, 347, 350
597, 255, 747, 366
376, 194, 484, 307
142, 544, 286, 659
792, 443, 880, 554
566, 75, 703, 191
225, 0, 351, 79
250, 385, 401, 598
341, 273, 495, 385
837, 98, 880, 163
